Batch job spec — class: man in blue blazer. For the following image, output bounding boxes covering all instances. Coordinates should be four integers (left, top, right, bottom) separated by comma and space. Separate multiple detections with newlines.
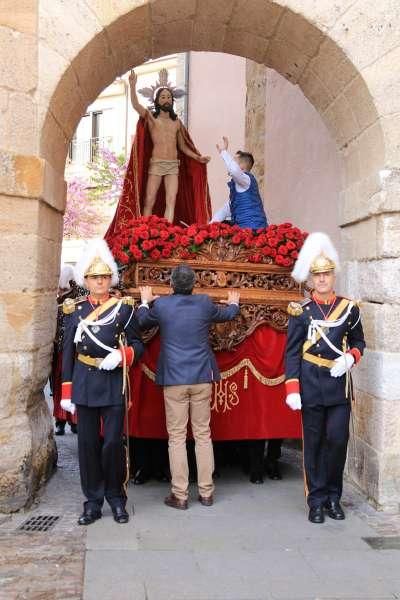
136, 264, 240, 510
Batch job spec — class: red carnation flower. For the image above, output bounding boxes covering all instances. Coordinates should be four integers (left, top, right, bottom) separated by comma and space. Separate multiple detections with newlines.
180, 235, 190, 247
150, 249, 161, 260
187, 225, 198, 237
132, 248, 143, 261
119, 252, 129, 265
194, 234, 204, 245
232, 234, 242, 244
278, 245, 289, 255
141, 240, 152, 251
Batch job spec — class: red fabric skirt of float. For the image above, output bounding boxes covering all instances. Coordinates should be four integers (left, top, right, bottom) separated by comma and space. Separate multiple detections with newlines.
128, 325, 301, 440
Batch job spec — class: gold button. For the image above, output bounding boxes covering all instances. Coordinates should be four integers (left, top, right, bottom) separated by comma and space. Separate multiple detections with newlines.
306, 307, 310, 311
88, 367, 92, 372
115, 334, 118, 338
318, 354, 321, 357
316, 343, 320, 347
83, 345, 87, 350
78, 306, 82, 310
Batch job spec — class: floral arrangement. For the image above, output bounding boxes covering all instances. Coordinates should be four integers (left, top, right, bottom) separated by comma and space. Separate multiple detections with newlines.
109, 215, 307, 268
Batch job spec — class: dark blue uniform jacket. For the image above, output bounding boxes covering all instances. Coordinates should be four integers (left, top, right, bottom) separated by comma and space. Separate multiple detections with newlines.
62, 297, 144, 407
285, 297, 366, 407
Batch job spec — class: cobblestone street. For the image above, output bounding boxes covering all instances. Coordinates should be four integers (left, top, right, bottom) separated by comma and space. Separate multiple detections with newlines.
1, 430, 400, 600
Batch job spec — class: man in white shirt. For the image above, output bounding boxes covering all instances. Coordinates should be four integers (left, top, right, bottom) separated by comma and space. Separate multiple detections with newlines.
211, 137, 268, 229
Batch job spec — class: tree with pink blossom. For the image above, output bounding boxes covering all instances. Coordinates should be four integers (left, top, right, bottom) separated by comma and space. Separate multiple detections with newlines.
87, 147, 128, 205
63, 178, 102, 239
64, 148, 128, 239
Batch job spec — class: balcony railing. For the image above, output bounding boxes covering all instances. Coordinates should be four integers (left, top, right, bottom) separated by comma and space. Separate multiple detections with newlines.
68, 136, 113, 165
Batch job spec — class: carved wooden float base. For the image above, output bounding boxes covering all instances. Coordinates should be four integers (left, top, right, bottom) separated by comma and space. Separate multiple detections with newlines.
122, 258, 303, 351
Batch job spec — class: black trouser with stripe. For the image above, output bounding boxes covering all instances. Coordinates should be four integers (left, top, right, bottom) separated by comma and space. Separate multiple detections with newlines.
77, 404, 126, 511
302, 403, 351, 508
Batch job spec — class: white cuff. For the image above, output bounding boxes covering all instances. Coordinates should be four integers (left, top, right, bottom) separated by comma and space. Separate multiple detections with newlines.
139, 301, 149, 309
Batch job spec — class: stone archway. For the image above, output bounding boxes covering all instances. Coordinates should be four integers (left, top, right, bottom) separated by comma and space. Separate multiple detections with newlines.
0, 0, 399, 512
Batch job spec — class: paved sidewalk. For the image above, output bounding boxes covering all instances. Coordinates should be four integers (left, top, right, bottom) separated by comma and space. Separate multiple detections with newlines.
1, 432, 400, 600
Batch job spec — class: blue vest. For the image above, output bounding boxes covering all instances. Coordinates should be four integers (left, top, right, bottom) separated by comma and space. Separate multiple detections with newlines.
228, 172, 268, 229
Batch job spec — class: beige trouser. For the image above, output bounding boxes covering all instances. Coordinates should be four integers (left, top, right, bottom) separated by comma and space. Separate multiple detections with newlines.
163, 383, 215, 501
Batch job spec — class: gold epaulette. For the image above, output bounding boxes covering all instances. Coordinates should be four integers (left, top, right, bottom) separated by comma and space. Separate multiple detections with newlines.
287, 302, 303, 317
62, 296, 87, 315
121, 296, 135, 306
62, 298, 76, 314
287, 297, 311, 317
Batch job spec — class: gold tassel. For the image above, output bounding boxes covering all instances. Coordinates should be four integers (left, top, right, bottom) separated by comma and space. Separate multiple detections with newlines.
244, 367, 248, 390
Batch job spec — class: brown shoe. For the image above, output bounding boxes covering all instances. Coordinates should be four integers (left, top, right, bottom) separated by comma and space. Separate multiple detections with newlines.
164, 494, 188, 510
198, 495, 214, 507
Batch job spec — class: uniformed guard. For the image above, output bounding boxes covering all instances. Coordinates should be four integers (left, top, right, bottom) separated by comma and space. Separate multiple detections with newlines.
61, 240, 144, 525
285, 232, 365, 524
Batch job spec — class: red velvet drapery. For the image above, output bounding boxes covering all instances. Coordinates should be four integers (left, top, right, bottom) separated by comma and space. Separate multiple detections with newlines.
128, 325, 301, 440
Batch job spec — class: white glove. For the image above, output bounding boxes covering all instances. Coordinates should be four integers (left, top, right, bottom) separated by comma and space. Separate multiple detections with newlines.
98, 349, 122, 371
60, 399, 76, 415
330, 353, 354, 378
286, 393, 302, 411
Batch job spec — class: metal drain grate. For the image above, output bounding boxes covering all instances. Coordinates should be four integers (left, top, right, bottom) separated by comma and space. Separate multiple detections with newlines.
18, 515, 61, 532
363, 536, 400, 550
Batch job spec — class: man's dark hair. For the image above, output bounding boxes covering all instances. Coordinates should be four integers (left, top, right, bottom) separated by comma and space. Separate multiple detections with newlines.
171, 264, 196, 295
236, 150, 254, 170
153, 87, 178, 121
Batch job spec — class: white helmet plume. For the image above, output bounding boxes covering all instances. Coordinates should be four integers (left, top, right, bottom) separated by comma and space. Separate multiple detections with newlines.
74, 239, 119, 287
291, 232, 339, 283
59, 264, 74, 289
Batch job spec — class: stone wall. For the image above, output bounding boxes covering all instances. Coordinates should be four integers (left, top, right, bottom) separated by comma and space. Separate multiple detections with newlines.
0, 0, 399, 511
245, 61, 266, 193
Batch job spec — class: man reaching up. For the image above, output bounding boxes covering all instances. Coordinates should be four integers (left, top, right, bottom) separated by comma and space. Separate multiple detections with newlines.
212, 136, 268, 229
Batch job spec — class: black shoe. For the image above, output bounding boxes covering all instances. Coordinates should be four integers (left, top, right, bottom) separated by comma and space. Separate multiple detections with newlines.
78, 507, 102, 526
133, 468, 150, 485
55, 422, 65, 436
308, 506, 325, 524
266, 461, 282, 480
250, 473, 264, 484
112, 505, 129, 524
324, 500, 345, 520
70, 423, 78, 434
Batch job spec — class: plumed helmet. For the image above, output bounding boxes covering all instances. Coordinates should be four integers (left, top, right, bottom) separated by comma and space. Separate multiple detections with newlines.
291, 232, 339, 283
74, 239, 119, 287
